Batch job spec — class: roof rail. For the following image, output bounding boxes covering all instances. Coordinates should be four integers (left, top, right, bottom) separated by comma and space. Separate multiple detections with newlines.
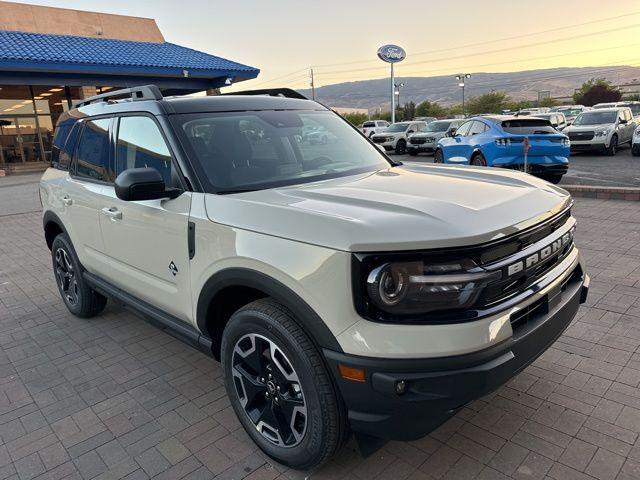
222, 88, 308, 100
76, 85, 163, 108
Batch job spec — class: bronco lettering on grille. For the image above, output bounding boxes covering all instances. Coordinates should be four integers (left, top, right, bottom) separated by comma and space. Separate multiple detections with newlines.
506, 227, 574, 277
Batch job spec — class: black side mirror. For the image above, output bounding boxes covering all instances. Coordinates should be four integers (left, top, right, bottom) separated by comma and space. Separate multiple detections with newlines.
407, 130, 414, 135
115, 167, 181, 201
620, 118, 628, 124
446, 128, 457, 137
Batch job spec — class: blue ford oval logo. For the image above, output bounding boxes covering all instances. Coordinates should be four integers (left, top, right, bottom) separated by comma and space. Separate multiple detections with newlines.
377, 44, 406, 63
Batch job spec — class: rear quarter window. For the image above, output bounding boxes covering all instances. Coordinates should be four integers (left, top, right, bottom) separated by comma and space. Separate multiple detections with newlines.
51, 120, 80, 170
501, 119, 556, 134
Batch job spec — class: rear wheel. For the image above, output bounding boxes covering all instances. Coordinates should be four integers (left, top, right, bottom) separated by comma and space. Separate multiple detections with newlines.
470, 152, 487, 166
51, 233, 107, 318
606, 135, 618, 156
395, 139, 407, 155
434, 149, 444, 163
221, 299, 347, 469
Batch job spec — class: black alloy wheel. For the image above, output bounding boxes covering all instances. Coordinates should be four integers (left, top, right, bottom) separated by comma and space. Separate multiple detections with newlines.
231, 333, 307, 448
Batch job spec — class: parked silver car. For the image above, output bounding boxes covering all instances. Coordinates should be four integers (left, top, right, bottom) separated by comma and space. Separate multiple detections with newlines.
407, 119, 465, 155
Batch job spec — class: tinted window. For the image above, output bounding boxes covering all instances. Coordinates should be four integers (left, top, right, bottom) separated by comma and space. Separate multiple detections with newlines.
501, 119, 556, 134
174, 110, 389, 192
362, 122, 375, 128
74, 118, 112, 182
57, 122, 81, 170
51, 120, 76, 169
116, 116, 173, 186
455, 121, 472, 136
629, 104, 640, 116
469, 121, 488, 135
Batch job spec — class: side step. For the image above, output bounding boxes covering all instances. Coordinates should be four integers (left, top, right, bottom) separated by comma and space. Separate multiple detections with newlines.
83, 271, 214, 357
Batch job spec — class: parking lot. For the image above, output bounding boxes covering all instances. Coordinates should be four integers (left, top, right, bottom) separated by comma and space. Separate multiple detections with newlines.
398, 145, 639, 187
0, 174, 640, 479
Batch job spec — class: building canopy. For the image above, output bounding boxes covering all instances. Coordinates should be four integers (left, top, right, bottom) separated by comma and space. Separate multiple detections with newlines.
0, 30, 260, 93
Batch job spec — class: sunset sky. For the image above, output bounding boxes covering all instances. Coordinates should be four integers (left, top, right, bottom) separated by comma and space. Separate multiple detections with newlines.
18, 0, 640, 91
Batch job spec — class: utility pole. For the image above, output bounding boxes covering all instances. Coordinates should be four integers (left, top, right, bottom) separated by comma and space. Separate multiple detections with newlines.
310, 68, 315, 101
455, 74, 471, 116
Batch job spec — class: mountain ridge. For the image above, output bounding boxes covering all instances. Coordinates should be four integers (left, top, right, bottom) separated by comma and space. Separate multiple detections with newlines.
297, 66, 640, 110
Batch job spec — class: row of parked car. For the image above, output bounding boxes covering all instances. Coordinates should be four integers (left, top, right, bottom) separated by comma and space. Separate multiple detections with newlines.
359, 103, 640, 185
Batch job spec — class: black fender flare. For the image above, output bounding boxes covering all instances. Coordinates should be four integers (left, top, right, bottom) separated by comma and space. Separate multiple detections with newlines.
43, 210, 68, 249
196, 268, 343, 354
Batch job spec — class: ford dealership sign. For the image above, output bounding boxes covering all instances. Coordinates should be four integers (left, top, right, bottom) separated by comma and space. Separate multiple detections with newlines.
377, 45, 406, 63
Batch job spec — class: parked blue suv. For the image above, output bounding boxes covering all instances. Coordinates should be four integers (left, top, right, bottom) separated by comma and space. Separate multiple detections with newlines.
434, 116, 570, 184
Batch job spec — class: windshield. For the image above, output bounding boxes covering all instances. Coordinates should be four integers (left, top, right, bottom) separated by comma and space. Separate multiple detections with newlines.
557, 108, 581, 117
172, 110, 390, 193
386, 123, 409, 132
424, 121, 452, 132
626, 104, 640, 116
573, 111, 617, 126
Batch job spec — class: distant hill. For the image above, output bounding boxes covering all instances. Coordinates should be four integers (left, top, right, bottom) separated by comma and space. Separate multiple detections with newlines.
297, 66, 640, 110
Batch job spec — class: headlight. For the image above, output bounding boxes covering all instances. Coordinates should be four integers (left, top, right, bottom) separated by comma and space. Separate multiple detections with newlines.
594, 129, 610, 137
562, 137, 570, 147
363, 259, 501, 317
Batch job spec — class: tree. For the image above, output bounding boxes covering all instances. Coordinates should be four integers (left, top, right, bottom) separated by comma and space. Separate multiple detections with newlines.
415, 100, 447, 118
342, 112, 368, 126
400, 101, 416, 121
573, 78, 622, 106
465, 91, 510, 115
624, 93, 640, 101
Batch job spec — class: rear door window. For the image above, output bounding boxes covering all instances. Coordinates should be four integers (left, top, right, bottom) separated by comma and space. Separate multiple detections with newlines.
74, 118, 113, 182
362, 122, 375, 128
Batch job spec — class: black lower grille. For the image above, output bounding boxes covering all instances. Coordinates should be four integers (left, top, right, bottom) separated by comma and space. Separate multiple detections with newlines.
568, 131, 594, 141
410, 138, 426, 145
372, 137, 387, 144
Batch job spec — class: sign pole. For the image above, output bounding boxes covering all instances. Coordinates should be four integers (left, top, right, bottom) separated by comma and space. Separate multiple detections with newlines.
377, 44, 405, 125
391, 63, 395, 124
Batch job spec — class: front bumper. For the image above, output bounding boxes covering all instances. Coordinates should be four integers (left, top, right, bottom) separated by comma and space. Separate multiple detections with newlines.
407, 143, 437, 152
324, 264, 588, 441
570, 140, 608, 152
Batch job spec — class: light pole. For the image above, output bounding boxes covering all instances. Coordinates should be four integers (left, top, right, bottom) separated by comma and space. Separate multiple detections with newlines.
455, 74, 471, 116
394, 82, 404, 120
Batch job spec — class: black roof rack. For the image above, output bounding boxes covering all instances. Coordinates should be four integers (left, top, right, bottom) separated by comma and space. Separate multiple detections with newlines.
76, 85, 163, 108
222, 88, 308, 100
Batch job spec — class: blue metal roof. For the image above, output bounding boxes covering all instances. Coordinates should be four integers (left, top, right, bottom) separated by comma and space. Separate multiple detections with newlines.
0, 30, 259, 82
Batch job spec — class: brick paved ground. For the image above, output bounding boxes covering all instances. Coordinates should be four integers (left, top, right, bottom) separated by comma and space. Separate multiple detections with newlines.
2, 181, 640, 478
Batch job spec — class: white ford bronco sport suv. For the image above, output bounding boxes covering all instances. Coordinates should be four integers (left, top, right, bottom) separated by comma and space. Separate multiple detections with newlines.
41, 86, 589, 469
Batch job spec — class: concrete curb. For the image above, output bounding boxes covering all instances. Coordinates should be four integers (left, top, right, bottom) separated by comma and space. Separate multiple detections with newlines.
562, 185, 640, 201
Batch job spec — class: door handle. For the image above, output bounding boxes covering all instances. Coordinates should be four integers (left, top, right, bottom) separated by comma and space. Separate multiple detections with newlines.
62, 196, 72, 206
101, 207, 122, 220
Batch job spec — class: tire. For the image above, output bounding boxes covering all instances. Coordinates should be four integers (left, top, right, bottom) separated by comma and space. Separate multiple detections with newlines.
470, 152, 487, 166
632, 144, 640, 157
221, 299, 348, 470
51, 233, 107, 318
606, 135, 618, 156
395, 139, 407, 155
542, 174, 563, 184
408, 149, 418, 156
434, 149, 444, 163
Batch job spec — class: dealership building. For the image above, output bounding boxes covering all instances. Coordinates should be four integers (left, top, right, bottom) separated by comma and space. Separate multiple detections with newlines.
0, 1, 259, 173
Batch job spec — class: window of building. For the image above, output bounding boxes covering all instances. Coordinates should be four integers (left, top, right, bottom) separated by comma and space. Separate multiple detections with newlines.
74, 118, 112, 182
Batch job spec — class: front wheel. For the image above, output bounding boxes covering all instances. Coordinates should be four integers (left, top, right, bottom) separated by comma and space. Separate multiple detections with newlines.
221, 299, 347, 469
408, 149, 418, 156
434, 149, 444, 163
606, 135, 618, 156
632, 144, 640, 157
395, 139, 407, 155
51, 233, 107, 318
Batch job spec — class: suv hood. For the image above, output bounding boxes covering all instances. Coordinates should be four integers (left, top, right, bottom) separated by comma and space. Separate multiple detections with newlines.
565, 123, 613, 132
205, 165, 571, 252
